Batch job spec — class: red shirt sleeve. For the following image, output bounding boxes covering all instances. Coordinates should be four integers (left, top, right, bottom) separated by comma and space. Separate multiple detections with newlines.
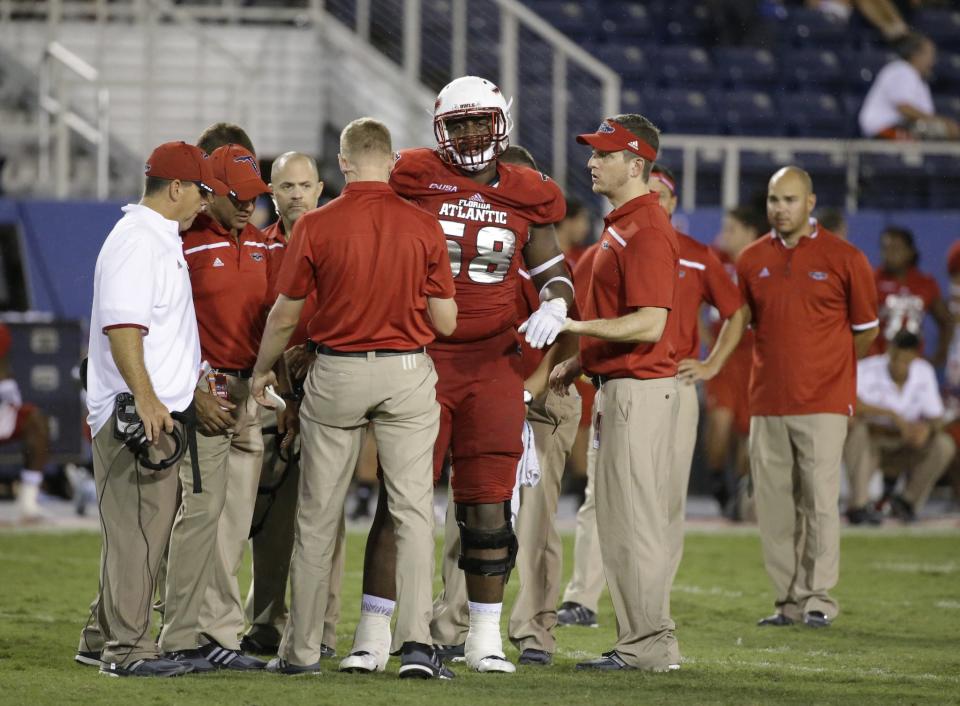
424, 220, 456, 298
624, 229, 677, 310
736, 255, 755, 313
702, 247, 744, 319
847, 249, 880, 330
276, 217, 316, 300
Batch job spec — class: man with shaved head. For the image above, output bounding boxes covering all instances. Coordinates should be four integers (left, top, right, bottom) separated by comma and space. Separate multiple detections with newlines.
241, 150, 342, 658
735, 166, 878, 629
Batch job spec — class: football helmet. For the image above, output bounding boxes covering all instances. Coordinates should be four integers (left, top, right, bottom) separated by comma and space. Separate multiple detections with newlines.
433, 76, 513, 172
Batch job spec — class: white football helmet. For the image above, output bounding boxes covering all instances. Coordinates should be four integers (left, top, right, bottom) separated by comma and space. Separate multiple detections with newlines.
433, 76, 514, 172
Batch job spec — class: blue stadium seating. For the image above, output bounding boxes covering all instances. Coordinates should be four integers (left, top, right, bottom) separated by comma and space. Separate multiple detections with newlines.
594, 44, 649, 82
713, 47, 778, 89
914, 8, 960, 52
934, 95, 960, 123
661, 2, 710, 46
642, 88, 719, 135
924, 156, 960, 209
780, 92, 846, 138
781, 48, 844, 90
842, 48, 900, 96
527, 0, 597, 41
717, 90, 782, 136
597, 1, 653, 41
934, 52, 960, 93
655, 45, 715, 89
859, 154, 929, 210
777, 8, 849, 50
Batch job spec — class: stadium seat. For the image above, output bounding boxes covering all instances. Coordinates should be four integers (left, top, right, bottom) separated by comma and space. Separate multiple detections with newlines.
593, 44, 649, 82
843, 48, 900, 96
933, 95, 960, 123
859, 154, 929, 209
933, 52, 960, 94
713, 47, 778, 89
527, 0, 597, 41
662, 2, 710, 45
913, 8, 960, 52
781, 48, 843, 90
924, 156, 960, 209
843, 93, 865, 137
655, 45, 715, 89
718, 90, 783, 136
642, 87, 720, 135
780, 92, 846, 138
778, 7, 849, 49
597, 1, 653, 40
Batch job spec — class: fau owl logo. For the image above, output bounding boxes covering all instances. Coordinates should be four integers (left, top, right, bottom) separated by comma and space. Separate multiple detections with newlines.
234, 154, 260, 176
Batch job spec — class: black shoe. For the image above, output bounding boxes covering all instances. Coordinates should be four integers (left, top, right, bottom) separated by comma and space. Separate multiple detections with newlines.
846, 505, 883, 526
398, 642, 455, 679
575, 650, 634, 671
163, 649, 216, 673
74, 650, 101, 667
265, 656, 321, 675
434, 643, 465, 662
518, 648, 552, 665
557, 602, 598, 627
99, 657, 192, 677
239, 634, 279, 655
757, 613, 795, 627
320, 643, 336, 659
890, 494, 917, 523
803, 611, 832, 628
711, 473, 730, 512
199, 639, 266, 671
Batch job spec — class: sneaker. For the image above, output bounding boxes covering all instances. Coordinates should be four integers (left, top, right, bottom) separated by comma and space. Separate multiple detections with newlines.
803, 611, 832, 629
265, 657, 321, 675
575, 650, 634, 671
239, 634, 279, 655
518, 648, 552, 666
199, 639, 266, 671
398, 642, 455, 680
470, 655, 516, 673
163, 649, 216, 673
757, 613, 795, 627
99, 657, 192, 677
557, 602, 598, 627
74, 650, 101, 667
890, 495, 916, 523
320, 643, 336, 659
846, 505, 883, 526
339, 650, 386, 674
434, 643, 465, 663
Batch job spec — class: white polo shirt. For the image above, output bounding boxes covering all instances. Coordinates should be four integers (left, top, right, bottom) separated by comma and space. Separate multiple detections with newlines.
858, 59, 934, 137
856, 353, 944, 427
86, 204, 201, 436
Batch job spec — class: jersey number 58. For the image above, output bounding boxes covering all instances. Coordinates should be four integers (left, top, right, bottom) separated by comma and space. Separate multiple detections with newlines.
440, 220, 517, 285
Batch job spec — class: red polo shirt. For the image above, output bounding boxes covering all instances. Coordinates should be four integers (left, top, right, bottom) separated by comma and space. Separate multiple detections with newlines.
276, 181, 456, 351
869, 266, 941, 355
674, 232, 744, 361
182, 214, 270, 370
264, 220, 321, 348
578, 192, 679, 380
737, 227, 878, 416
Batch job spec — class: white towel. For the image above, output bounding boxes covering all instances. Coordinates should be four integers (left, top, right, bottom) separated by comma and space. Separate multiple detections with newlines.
510, 420, 541, 522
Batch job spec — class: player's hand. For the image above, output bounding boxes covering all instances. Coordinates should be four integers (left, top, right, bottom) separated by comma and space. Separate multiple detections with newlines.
277, 400, 300, 450
194, 388, 237, 435
284, 344, 315, 382
251, 370, 279, 409
677, 358, 717, 384
518, 298, 567, 349
549, 355, 581, 396
135, 394, 173, 444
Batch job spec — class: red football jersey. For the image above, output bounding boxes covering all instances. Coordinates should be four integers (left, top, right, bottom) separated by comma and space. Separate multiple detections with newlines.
390, 148, 566, 345
870, 266, 941, 355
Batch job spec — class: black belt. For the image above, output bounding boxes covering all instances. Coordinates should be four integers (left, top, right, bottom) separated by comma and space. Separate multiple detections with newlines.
211, 367, 253, 379
591, 375, 621, 389
308, 342, 425, 358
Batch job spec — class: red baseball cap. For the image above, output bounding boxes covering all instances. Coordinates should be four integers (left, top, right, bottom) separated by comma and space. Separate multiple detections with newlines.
948, 240, 960, 276
576, 119, 658, 162
210, 144, 270, 201
144, 141, 228, 196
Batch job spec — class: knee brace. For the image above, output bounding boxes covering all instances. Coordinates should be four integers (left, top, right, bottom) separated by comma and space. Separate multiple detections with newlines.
455, 501, 518, 577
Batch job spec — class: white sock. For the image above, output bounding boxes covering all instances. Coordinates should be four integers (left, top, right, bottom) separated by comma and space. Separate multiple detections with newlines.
360, 593, 395, 617
465, 602, 505, 661
20, 469, 43, 486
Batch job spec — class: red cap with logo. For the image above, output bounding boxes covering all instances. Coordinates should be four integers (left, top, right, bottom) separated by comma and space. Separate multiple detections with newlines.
144, 141, 228, 195
576, 118, 658, 162
210, 144, 270, 201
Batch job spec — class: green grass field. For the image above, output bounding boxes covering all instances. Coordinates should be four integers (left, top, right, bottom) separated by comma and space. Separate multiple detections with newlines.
1, 527, 958, 705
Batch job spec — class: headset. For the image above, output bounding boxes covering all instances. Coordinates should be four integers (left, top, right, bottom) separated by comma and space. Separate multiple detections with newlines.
113, 392, 186, 472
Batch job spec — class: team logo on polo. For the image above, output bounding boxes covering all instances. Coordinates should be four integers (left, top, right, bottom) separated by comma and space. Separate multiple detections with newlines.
808, 271, 827, 281
250, 252, 264, 262
234, 154, 260, 175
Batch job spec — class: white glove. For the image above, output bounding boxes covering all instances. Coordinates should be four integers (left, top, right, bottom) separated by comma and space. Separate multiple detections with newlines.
518, 298, 567, 349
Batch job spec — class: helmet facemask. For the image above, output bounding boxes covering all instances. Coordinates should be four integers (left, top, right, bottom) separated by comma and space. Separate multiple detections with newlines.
434, 107, 511, 173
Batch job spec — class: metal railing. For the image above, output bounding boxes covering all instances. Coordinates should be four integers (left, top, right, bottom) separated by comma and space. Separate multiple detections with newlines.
38, 41, 110, 199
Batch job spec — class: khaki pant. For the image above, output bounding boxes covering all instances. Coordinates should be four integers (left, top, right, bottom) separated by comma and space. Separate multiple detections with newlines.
280, 352, 439, 666
244, 414, 345, 650
595, 377, 678, 670
843, 418, 955, 512
429, 483, 469, 646
78, 418, 182, 666
508, 388, 581, 653
750, 414, 847, 621
661, 381, 699, 664
159, 376, 263, 652
561, 409, 604, 613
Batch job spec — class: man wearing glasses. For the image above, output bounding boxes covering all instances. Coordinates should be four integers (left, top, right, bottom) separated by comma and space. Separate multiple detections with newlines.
158, 144, 290, 672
